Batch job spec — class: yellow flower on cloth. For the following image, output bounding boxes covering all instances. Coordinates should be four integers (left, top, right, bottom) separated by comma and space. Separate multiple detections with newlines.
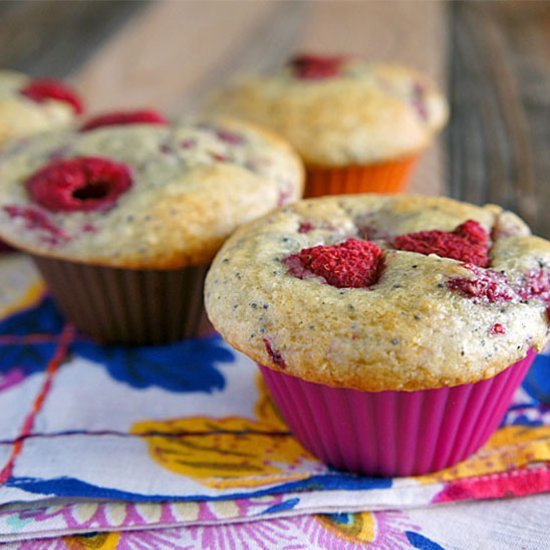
63, 532, 120, 549
418, 425, 550, 483
315, 511, 376, 543
0, 255, 44, 318
131, 377, 319, 488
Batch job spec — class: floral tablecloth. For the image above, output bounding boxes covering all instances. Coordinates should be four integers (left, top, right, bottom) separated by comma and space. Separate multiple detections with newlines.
0, 253, 548, 549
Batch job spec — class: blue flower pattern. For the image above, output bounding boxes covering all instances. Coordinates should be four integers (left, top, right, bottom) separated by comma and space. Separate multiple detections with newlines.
0, 295, 234, 394
71, 335, 234, 393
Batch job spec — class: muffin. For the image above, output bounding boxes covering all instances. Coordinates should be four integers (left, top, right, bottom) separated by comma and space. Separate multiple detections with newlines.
0, 115, 304, 344
209, 55, 447, 197
0, 70, 84, 252
205, 194, 550, 476
0, 69, 83, 150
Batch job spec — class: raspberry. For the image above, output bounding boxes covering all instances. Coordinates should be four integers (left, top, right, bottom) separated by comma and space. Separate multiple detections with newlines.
4, 205, 69, 244
357, 223, 391, 242
393, 220, 489, 267
447, 266, 516, 303
210, 153, 227, 162
278, 189, 293, 208
517, 268, 550, 304
180, 139, 196, 149
412, 82, 428, 121
284, 238, 383, 288
263, 338, 287, 369
490, 323, 507, 335
455, 220, 489, 243
20, 79, 83, 115
298, 222, 315, 234
297, 221, 337, 234
26, 157, 133, 212
448, 264, 550, 312
289, 54, 347, 80
80, 110, 167, 132
216, 129, 245, 145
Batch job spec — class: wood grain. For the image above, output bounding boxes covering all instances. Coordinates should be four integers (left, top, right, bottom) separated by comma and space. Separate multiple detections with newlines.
449, 1, 550, 238
75, 1, 298, 114
75, 0, 446, 197
0, 1, 147, 78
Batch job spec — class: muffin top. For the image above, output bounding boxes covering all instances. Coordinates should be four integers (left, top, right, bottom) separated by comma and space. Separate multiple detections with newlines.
205, 194, 550, 391
208, 55, 448, 167
0, 70, 83, 150
0, 117, 304, 269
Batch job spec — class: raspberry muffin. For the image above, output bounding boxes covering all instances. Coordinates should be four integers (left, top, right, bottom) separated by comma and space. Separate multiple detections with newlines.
209, 55, 447, 197
0, 116, 303, 344
205, 194, 550, 475
0, 70, 83, 150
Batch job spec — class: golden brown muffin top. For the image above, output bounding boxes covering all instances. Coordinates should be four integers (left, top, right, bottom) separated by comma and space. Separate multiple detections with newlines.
0, 70, 80, 150
0, 117, 304, 269
205, 194, 550, 391
209, 56, 448, 166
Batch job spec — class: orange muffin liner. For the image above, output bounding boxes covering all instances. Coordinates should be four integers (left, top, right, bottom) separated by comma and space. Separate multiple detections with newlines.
304, 154, 419, 198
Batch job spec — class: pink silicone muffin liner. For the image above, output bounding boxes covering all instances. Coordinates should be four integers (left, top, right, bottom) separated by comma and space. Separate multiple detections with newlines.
259, 349, 535, 477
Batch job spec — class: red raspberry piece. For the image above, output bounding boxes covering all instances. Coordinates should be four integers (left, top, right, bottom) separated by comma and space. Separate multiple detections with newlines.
454, 219, 489, 243
393, 219, 490, 267
180, 139, 196, 149
263, 338, 287, 369
412, 82, 428, 121
26, 157, 133, 213
20, 79, 83, 115
216, 129, 245, 145
210, 153, 227, 162
517, 268, 550, 304
289, 54, 347, 80
278, 189, 293, 208
490, 323, 507, 335
80, 110, 167, 132
357, 223, 391, 242
284, 238, 383, 288
447, 266, 516, 303
298, 222, 315, 234
448, 264, 550, 314
4, 205, 69, 244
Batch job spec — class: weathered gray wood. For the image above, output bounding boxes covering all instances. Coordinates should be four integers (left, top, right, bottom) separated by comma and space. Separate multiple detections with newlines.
0, 0, 148, 78
180, 1, 309, 113
448, 1, 550, 238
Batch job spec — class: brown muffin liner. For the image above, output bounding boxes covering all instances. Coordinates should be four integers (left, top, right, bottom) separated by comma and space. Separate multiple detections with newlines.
304, 155, 419, 198
32, 255, 211, 345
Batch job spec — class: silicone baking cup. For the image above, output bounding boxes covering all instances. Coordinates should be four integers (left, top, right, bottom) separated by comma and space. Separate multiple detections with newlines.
33, 256, 210, 345
259, 349, 535, 476
304, 154, 418, 198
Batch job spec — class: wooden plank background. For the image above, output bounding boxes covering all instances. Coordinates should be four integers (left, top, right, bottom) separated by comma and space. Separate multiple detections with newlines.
1, 0, 550, 238
449, 1, 550, 238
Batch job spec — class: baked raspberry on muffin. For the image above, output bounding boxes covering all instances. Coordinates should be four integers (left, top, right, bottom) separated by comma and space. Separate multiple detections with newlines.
205, 194, 550, 475
209, 55, 447, 197
0, 70, 83, 150
0, 117, 303, 344
79, 109, 167, 132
